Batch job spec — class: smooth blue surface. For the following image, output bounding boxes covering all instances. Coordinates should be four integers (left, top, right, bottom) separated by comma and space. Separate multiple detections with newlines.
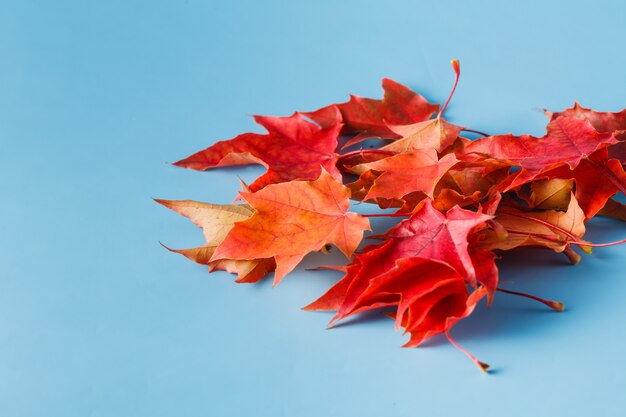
2, 1, 626, 416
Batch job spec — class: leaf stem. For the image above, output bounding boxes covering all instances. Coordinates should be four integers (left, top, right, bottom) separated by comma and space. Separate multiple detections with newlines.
505, 230, 561, 241
337, 149, 396, 163
361, 213, 410, 218
566, 237, 626, 247
461, 128, 489, 137
439, 59, 460, 118
496, 287, 564, 312
445, 331, 490, 373
504, 225, 626, 247
496, 208, 579, 241
563, 246, 582, 265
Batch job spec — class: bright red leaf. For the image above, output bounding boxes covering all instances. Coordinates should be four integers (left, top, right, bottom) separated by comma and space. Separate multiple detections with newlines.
305, 199, 492, 326
463, 116, 620, 190
173, 111, 343, 191
305, 78, 439, 142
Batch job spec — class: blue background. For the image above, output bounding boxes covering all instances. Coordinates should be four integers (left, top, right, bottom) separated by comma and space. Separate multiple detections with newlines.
2, 0, 626, 416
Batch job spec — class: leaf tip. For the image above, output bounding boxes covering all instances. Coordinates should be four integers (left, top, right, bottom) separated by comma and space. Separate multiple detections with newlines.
326, 315, 341, 329
158, 241, 181, 255
171, 159, 186, 168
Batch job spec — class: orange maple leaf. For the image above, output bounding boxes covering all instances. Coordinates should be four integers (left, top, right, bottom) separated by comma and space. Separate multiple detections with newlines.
211, 169, 371, 285
351, 148, 458, 201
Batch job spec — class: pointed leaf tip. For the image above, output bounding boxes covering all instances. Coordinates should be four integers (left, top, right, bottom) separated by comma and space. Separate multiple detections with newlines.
158, 241, 172, 251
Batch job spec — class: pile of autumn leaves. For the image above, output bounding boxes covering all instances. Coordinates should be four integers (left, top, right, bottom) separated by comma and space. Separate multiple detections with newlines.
158, 62, 626, 371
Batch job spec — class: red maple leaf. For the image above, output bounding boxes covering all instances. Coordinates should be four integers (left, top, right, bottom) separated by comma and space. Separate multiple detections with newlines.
462, 116, 620, 190
173, 110, 343, 191
305, 78, 439, 142
538, 148, 626, 218
342, 257, 486, 343
349, 148, 458, 201
547, 102, 626, 138
305, 200, 493, 324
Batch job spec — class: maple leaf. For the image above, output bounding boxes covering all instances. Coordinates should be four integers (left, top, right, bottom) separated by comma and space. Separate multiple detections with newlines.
307, 255, 489, 371
547, 102, 626, 138
211, 169, 370, 285
463, 116, 620, 190
345, 169, 428, 212
374, 200, 492, 286
478, 193, 589, 263
432, 163, 510, 212
305, 78, 439, 142
393, 288, 486, 349
382, 117, 464, 154
347, 257, 485, 339
305, 200, 492, 324
173, 111, 343, 191
349, 148, 458, 201
535, 148, 626, 218
507, 146, 626, 219
155, 199, 275, 282
337, 59, 462, 151
391, 281, 489, 371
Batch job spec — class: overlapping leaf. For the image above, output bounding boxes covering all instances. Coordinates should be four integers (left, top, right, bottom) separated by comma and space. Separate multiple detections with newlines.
155, 200, 275, 282
211, 169, 370, 285
462, 116, 620, 190
478, 193, 589, 263
546, 102, 626, 137
350, 148, 458, 201
305, 200, 493, 327
383, 117, 463, 154
305, 78, 439, 142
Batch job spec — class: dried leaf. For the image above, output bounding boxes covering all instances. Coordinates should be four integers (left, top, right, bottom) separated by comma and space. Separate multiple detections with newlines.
155, 199, 275, 282
479, 193, 587, 257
